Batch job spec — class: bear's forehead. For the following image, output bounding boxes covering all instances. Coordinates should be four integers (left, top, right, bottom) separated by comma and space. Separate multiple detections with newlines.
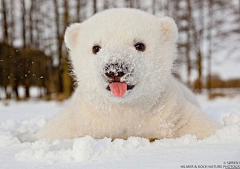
81, 9, 160, 44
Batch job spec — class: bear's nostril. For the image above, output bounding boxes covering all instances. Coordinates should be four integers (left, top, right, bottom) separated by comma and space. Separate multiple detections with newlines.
117, 72, 125, 77
105, 72, 115, 78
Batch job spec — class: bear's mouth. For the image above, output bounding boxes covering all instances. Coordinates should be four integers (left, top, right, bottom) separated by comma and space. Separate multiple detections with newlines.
106, 82, 135, 98
103, 63, 135, 97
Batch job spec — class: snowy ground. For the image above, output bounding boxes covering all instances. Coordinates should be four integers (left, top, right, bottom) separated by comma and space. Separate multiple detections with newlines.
0, 95, 240, 169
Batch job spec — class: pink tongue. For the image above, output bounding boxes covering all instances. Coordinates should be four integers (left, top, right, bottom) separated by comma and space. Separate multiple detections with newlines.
109, 82, 127, 98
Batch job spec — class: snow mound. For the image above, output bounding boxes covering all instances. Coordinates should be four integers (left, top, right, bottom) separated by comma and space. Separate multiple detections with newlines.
0, 118, 47, 143
222, 110, 240, 126
13, 117, 240, 163
11, 112, 240, 163
0, 98, 240, 164
0, 131, 21, 147
15, 136, 150, 163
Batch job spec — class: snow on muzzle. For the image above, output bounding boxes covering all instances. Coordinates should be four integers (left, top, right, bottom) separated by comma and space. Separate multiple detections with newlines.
104, 62, 135, 98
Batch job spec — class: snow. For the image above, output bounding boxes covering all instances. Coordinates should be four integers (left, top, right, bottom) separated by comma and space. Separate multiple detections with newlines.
0, 95, 240, 169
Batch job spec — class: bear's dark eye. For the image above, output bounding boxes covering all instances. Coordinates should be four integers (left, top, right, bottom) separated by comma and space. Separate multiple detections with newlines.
134, 43, 145, 52
92, 45, 101, 54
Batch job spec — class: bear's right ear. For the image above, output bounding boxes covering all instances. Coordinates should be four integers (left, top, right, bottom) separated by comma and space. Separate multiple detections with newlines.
159, 17, 178, 43
64, 23, 81, 50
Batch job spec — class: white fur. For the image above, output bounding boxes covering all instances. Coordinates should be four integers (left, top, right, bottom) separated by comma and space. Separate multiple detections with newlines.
38, 8, 219, 140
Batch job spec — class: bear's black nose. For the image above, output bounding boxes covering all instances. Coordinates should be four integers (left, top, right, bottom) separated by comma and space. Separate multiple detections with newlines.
104, 63, 128, 81
105, 71, 125, 81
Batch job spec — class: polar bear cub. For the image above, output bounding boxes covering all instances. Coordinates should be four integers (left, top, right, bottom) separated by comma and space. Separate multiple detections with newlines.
38, 8, 219, 140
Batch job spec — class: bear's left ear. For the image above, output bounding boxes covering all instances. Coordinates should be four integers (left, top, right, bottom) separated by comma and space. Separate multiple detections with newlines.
64, 23, 81, 50
159, 17, 178, 43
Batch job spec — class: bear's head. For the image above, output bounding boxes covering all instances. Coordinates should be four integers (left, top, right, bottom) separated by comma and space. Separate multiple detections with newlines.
65, 8, 178, 111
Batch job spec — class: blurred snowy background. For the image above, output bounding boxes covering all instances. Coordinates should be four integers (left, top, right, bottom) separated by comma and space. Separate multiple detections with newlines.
0, 0, 240, 101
